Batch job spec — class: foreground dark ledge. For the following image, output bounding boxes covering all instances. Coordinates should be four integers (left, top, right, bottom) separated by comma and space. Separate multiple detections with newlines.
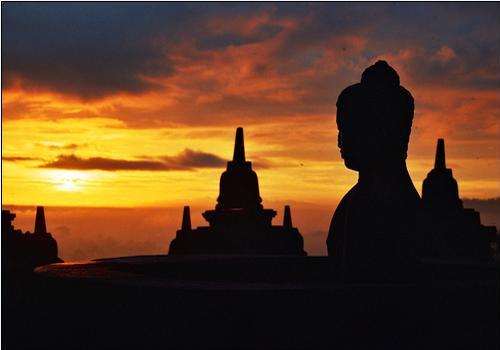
5, 256, 500, 349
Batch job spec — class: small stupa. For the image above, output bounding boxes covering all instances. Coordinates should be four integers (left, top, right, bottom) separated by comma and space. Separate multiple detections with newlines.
168, 127, 306, 255
422, 139, 497, 260
422, 138, 462, 212
2, 206, 62, 273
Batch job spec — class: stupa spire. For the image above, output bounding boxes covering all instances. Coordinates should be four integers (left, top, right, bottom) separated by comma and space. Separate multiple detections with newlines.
233, 127, 245, 163
215, 127, 262, 210
434, 138, 446, 169
34, 206, 47, 235
181, 206, 192, 231
283, 205, 292, 229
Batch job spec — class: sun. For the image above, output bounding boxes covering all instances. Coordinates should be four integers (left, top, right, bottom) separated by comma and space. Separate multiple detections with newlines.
48, 170, 88, 192
60, 177, 79, 191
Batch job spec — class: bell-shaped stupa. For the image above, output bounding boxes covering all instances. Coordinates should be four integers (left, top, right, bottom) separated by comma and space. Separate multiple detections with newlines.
202, 127, 277, 233
168, 127, 306, 255
422, 139, 462, 212
421, 139, 496, 260
215, 127, 262, 210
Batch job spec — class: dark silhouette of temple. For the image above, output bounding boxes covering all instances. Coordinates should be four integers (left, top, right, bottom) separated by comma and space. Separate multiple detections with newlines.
2, 206, 62, 273
169, 127, 306, 255
421, 139, 497, 260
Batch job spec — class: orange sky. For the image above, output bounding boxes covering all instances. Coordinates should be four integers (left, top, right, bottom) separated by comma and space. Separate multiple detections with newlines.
2, 3, 499, 259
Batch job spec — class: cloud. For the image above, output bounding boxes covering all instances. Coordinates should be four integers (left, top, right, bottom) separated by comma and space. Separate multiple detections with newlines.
2, 156, 40, 162
39, 149, 226, 171
40, 155, 170, 171
47, 143, 83, 151
31, 142, 86, 150
161, 149, 226, 169
2, 3, 192, 99
3, 3, 499, 124
434, 46, 456, 63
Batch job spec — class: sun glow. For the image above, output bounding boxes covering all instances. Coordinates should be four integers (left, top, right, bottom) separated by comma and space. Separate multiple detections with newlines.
48, 170, 88, 192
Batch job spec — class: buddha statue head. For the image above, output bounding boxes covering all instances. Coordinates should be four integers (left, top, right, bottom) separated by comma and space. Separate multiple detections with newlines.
336, 60, 414, 171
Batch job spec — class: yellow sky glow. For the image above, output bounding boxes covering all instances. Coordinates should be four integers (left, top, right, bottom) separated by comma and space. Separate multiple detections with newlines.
2, 113, 498, 209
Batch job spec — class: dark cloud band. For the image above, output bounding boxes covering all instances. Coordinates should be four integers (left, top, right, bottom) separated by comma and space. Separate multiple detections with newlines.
3, 156, 41, 162
39, 149, 226, 171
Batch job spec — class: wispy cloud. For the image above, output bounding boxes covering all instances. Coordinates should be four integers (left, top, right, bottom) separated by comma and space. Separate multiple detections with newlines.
161, 149, 226, 169
39, 149, 227, 171
47, 143, 84, 151
40, 155, 170, 171
2, 156, 41, 162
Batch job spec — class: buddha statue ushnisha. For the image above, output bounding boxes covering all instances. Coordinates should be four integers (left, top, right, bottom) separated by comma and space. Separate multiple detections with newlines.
327, 61, 422, 268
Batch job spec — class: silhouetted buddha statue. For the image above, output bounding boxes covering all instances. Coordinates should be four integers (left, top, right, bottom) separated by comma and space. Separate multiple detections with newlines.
327, 60, 422, 268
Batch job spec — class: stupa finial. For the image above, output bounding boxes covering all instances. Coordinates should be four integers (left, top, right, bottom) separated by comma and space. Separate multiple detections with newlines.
34, 206, 47, 235
435, 138, 446, 169
233, 127, 245, 163
181, 206, 192, 231
283, 205, 292, 229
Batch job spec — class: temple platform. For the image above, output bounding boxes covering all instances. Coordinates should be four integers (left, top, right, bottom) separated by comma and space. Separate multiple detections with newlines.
4, 255, 499, 349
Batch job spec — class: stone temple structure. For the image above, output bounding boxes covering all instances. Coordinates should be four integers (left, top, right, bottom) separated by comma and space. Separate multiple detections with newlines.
422, 139, 497, 260
2, 206, 62, 273
169, 127, 306, 255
